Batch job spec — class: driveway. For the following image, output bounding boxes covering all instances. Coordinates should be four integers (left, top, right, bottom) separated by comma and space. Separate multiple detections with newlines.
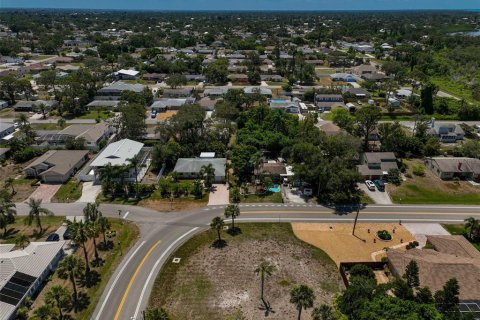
28, 184, 62, 203
283, 186, 309, 204
403, 223, 450, 247
358, 183, 393, 204
208, 184, 230, 206
76, 181, 102, 203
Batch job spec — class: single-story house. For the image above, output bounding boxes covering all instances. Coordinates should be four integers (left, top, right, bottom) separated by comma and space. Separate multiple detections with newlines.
89, 139, 150, 183
162, 88, 193, 98
13, 100, 58, 112
318, 122, 344, 136
173, 157, 226, 183
269, 99, 300, 114
142, 73, 167, 82
357, 152, 398, 180
260, 161, 287, 182
315, 94, 344, 112
428, 122, 464, 143
388, 235, 480, 301
198, 97, 219, 111
228, 74, 249, 83
36, 123, 113, 150
204, 87, 228, 97
425, 157, 480, 181
115, 69, 140, 80
0, 241, 65, 320
260, 75, 284, 82
361, 72, 389, 81
0, 100, 8, 110
0, 122, 15, 141
151, 98, 193, 111
353, 64, 377, 76
244, 86, 272, 98
86, 100, 120, 109
395, 89, 412, 99
24, 150, 89, 183
184, 74, 206, 82
344, 87, 371, 99
96, 82, 145, 101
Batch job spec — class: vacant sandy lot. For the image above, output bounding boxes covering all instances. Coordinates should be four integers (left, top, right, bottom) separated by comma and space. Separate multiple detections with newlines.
151, 224, 343, 320
292, 223, 415, 266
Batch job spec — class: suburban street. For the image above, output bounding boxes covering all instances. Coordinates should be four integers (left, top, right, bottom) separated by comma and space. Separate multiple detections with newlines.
14, 202, 480, 320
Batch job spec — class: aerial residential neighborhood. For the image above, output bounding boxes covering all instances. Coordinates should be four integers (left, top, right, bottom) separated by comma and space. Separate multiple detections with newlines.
0, 5, 479, 320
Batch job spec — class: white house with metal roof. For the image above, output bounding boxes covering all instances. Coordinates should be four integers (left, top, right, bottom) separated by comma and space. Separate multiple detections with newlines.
0, 242, 65, 320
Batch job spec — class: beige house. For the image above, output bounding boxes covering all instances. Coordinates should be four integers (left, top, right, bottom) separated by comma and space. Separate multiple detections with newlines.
24, 150, 89, 183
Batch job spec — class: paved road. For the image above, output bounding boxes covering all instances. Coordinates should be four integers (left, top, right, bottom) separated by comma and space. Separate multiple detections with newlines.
14, 202, 480, 319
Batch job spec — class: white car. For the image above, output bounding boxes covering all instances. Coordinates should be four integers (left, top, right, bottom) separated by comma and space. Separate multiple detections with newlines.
365, 180, 376, 191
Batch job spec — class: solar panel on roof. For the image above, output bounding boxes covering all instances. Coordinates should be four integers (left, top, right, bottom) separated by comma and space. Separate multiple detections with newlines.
11, 272, 36, 285
0, 272, 36, 306
0, 293, 19, 305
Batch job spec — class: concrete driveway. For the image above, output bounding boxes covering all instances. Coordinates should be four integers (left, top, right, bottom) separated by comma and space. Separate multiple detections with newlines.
28, 184, 62, 203
77, 181, 102, 203
403, 223, 450, 247
358, 183, 393, 205
208, 184, 230, 206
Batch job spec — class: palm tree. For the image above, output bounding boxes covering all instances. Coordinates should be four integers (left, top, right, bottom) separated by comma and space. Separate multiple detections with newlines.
231, 186, 241, 204
255, 260, 276, 304
98, 216, 111, 247
69, 220, 91, 273
57, 255, 85, 302
127, 154, 141, 199
57, 118, 66, 129
210, 216, 225, 244
14, 234, 29, 249
200, 164, 215, 188
4, 177, 16, 196
290, 284, 315, 320
99, 163, 115, 194
16, 113, 29, 127
84, 203, 101, 260
0, 197, 16, 238
33, 304, 56, 320
26, 198, 53, 234
464, 217, 480, 240
44, 285, 71, 320
224, 204, 240, 231
192, 179, 203, 199
311, 304, 334, 320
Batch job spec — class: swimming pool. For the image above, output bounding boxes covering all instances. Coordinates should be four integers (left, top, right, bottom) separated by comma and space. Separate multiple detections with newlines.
268, 184, 281, 193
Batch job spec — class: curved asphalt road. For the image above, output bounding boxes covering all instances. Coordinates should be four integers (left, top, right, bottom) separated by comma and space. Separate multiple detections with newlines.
14, 202, 480, 320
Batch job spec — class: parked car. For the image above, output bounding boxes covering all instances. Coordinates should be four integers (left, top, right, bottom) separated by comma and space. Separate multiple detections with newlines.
303, 188, 313, 196
63, 228, 72, 240
374, 179, 385, 191
46, 233, 60, 242
365, 180, 376, 191
150, 110, 157, 118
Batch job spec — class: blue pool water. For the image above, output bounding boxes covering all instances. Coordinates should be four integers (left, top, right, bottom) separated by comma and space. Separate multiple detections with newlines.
268, 184, 281, 193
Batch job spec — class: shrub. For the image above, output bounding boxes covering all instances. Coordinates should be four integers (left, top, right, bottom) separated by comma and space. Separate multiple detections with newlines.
412, 164, 426, 176
349, 264, 375, 280
377, 230, 392, 241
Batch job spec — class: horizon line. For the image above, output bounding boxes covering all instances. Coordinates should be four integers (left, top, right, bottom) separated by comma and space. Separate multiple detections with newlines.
1, 8, 479, 12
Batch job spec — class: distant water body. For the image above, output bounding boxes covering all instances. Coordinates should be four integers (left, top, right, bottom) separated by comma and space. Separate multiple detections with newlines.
448, 30, 480, 36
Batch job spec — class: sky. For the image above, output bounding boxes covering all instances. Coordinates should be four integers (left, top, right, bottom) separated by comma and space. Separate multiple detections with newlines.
1, 0, 479, 11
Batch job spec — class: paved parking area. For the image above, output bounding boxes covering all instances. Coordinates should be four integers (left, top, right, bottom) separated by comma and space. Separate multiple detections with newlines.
28, 184, 61, 203
283, 186, 309, 204
358, 182, 393, 204
208, 184, 230, 206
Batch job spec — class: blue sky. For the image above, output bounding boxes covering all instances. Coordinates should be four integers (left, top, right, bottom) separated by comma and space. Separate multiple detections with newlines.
1, 0, 478, 10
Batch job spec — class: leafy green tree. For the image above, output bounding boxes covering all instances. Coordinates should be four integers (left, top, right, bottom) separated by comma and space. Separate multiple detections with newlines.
393, 278, 415, 301
210, 216, 225, 244
224, 204, 240, 231
248, 70, 261, 85
255, 260, 276, 305
14, 234, 29, 249
166, 74, 187, 89
464, 217, 479, 240
349, 264, 375, 279
44, 285, 71, 320
204, 58, 229, 84
332, 108, 354, 133
144, 307, 170, 320
416, 287, 434, 304
404, 260, 420, 288
290, 284, 315, 320
0, 196, 16, 237
57, 118, 66, 129
192, 179, 203, 199
26, 198, 53, 234
57, 255, 85, 302
118, 102, 147, 141
4, 177, 16, 196
200, 163, 215, 188
420, 83, 437, 115
434, 278, 460, 317
231, 187, 241, 204
311, 304, 335, 320
424, 138, 441, 157
355, 106, 381, 151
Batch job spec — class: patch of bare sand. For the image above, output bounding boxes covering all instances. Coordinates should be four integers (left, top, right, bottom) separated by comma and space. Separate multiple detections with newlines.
165, 239, 343, 320
292, 223, 415, 266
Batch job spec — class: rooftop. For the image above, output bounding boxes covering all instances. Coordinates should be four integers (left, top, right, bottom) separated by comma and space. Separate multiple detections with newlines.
90, 139, 144, 167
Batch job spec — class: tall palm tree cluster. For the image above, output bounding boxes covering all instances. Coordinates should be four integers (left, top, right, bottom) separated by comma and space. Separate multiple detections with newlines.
99, 154, 143, 199
465, 217, 480, 241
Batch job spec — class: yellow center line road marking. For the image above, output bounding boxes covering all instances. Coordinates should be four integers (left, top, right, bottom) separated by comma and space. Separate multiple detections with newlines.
241, 210, 480, 216
114, 239, 161, 320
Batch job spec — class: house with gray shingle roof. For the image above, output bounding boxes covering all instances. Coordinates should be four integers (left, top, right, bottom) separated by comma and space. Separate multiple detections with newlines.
173, 157, 226, 183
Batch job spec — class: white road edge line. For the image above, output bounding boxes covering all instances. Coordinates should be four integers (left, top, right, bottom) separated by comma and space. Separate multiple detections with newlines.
94, 240, 146, 320
123, 211, 130, 219
133, 227, 200, 319
234, 218, 465, 222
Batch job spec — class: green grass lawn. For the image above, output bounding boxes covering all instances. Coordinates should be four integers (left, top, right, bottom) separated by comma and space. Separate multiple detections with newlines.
320, 112, 334, 121
430, 76, 474, 103
390, 182, 480, 205
442, 224, 480, 251
0, 216, 65, 244
51, 180, 82, 203
239, 191, 283, 203
77, 110, 113, 120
